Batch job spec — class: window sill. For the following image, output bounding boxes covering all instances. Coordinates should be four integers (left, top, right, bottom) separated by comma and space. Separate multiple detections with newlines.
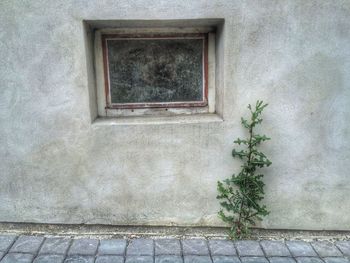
92, 113, 223, 126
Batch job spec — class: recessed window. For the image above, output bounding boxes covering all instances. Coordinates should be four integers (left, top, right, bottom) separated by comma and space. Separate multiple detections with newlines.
93, 27, 217, 117
102, 33, 208, 109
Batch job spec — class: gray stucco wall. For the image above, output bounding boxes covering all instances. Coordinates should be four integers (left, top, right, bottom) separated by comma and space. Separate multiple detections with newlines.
1, 0, 350, 230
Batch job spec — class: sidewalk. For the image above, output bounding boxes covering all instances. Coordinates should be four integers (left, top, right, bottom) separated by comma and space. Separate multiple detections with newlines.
0, 234, 350, 263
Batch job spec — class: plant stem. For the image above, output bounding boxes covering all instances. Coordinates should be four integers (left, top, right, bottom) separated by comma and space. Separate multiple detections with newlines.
236, 121, 254, 236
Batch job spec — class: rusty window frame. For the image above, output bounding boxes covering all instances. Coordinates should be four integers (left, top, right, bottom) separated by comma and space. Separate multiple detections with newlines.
101, 33, 209, 109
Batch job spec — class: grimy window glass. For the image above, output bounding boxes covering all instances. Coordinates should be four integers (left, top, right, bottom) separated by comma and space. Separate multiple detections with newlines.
102, 34, 208, 108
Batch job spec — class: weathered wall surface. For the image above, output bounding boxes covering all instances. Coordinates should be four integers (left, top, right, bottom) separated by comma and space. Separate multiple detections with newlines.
0, 0, 350, 230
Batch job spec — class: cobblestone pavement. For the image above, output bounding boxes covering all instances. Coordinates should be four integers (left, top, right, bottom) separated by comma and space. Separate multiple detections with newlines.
0, 234, 349, 263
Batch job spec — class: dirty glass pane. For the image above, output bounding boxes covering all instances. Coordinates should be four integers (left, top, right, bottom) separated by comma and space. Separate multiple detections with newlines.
106, 38, 204, 104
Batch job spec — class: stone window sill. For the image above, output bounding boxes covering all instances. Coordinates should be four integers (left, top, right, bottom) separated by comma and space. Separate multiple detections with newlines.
92, 113, 223, 126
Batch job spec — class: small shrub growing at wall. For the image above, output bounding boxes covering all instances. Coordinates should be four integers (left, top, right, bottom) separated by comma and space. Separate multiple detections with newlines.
217, 100, 271, 239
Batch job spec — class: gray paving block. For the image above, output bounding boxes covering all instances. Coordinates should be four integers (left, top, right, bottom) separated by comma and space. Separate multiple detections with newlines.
235, 241, 264, 257
260, 241, 291, 257
127, 239, 154, 256
64, 255, 95, 263
9, 235, 45, 254
184, 255, 212, 263
33, 254, 65, 263
0, 235, 17, 252
68, 238, 99, 255
0, 253, 34, 263
182, 239, 209, 255
209, 240, 236, 256
268, 257, 296, 263
95, 255, 124, 263
336, 241, 350, 256
39, 237, 71, 254
295, 257, 324, 263
98, 239, 127, 255
155, 239, 181, 255
286, 241, 317, 257
212, 256, 241, 263
240, 257, 268, 263
323, 258, 350, 263
311, 241, 342, 257
125, 256, 154, 263
155, 255, 183, 263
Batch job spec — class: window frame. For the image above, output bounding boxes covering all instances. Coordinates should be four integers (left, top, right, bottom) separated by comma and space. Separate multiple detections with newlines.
101, 33, 209, 109
94, 27, 216, 118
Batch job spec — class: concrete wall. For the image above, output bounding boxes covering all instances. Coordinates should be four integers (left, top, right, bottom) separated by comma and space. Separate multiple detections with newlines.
0, 0, 350, 230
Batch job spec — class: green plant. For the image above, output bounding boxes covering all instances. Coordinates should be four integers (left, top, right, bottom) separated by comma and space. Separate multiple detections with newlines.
217, 100, 272, 239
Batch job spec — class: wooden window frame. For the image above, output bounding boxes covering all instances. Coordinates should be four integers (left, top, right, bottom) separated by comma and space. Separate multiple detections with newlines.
101, 33, 209, 109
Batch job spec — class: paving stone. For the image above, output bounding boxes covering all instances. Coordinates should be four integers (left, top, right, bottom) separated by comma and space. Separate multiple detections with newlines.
39, 237, 71, 254
240, 257, 268, 263
235, 241, 264, 257
311, 241, 342, 257
323, 258, 350, 263
260, 241, 291, 257
64, 255, 95, 263
0, 235, 17, 252
268, 257, 296, 263
336, 241, 350, 256
127, 239, 154, 256
155, 255, 183, 263
9, 235, 45, 254
295, 257, 324, 263
33, 254, 65, 263
125, 256, 154, 263
155, 239, 181, 255
68, 238, 99, 255
0, 253, 3, 260
182, 239, 209, 255
98, 239, 127, 255
0, 253, 34, 263
212, 256, 241, 263
95, 255, 124, 263
209, 240, 236, 256
184, 255, 212, 263
286, 241, 317, 257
